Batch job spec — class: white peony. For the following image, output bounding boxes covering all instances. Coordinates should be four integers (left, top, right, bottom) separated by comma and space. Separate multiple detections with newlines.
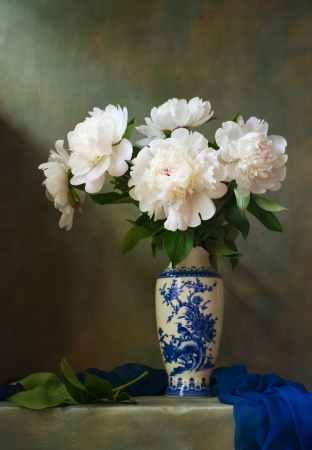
39, 140, 86, 231
136, 97, 213, 146
129, 128, 227, 231
68, 106, 133, 194
215, 116, 288, 197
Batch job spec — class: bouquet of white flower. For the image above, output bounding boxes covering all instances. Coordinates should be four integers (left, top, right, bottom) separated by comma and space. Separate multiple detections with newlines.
39, 97, 288, 269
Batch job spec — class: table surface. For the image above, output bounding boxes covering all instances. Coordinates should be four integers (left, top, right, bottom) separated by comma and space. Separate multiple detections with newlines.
0, 397, 234, 450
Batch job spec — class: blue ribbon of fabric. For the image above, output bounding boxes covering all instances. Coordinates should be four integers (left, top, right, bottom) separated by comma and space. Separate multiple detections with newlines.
211, 365, 312, 450
2, 364, 312, 450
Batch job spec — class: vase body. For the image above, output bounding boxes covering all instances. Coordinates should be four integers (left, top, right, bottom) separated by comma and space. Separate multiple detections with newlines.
155, 247, 224, 397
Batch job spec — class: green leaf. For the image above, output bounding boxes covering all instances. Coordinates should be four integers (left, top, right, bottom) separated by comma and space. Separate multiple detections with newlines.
9, 387, 64, 409
234, 189, 250, 214
252, 195, 289, 212
67, 189, 80, 208
209, 253, 218, 272
60, 358, 85, 390
71, 188, 81, 204
223, 198, 250, 240
208, 142, 219, 150
163, 130, 171, 138
123, 118, 136, 140
113, 178, 129, 192
163, 228, 195, 267
134, 213, 150, 227
232, 112, 240, 123
200, 219, 226, 242
11, 373, 62, 391
60, 358, 95, 404
223, 224, 239, 241
47, 384, 78, 405
113, 197, 138, 205
83, 372, 114, 401
247, 198, 283, 233
143, 221, 164, 239
217, 212, 225, 225
151, 232, 165, 259
71, 183, 85, 191
90, 192, 129, 205
203, 239, 243, 257
114, 392, 136, 404
132, 146, 141, 159
123, 225, 146, 255
230, 258, 238, 270
224, 239, 239, 270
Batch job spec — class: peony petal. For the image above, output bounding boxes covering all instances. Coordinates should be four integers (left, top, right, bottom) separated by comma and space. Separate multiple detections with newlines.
208, 182, 228, 199
153, 202, 166, 220
69, 153, 94, 176
171, 127, 190, 143
164, 206, 187, 231
244, 117, 268, 135
180, 192, 215, 226
268, 135, 287, 154
255, 177, 276, 189
273, 165, 286, 181
59, 210, 74, 231
85, 155, 110, 181
221, 121, 244, 142
136, 137, 154, 146
96, 125, 115, 154
237, 185, 253, 196
273, 154, 288, 168
108, 139, 132, 177
129, 187, 139, 201
173, 104, 189, 126
55, 140, 70, 162
225, 163, 238, 180
85, 174, 105, 194
270, 181, 281, 191
186, 131, 208, 152
249, 182, 266, 194
136, 124, 161, 139
70, 174, 88, 186
215, 129, 229, 151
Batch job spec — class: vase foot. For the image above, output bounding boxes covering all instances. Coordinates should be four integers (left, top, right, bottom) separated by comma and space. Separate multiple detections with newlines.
164, 387, 214, 398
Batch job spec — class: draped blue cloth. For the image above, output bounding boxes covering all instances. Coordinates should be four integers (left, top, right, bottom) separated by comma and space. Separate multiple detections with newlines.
2, 363, 312, 450
211, 365, 312, 450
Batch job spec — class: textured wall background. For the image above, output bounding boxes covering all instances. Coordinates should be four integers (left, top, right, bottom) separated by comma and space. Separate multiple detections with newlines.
1, 0, 312, 387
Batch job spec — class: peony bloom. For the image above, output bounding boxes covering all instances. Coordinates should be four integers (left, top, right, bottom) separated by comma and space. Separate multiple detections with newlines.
136, 97, 213, 146
216, 116, 288, 197
68, 106, 133, 194
39, 140, 86, 231
129, 128, 227, 231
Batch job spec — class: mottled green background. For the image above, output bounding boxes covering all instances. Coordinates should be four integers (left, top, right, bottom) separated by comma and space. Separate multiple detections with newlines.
1, 0, 312, 387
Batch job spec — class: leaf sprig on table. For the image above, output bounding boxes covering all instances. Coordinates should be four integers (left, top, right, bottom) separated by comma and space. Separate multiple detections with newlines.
9, 358, 148, 409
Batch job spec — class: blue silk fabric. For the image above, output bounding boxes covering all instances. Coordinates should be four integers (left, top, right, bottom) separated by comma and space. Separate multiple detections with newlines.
211, 365, 312, 450
2, 363, 312, 450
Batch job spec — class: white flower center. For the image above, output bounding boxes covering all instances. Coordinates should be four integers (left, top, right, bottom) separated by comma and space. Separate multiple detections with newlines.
143, 144, 215, 208
233, 133, 277, 181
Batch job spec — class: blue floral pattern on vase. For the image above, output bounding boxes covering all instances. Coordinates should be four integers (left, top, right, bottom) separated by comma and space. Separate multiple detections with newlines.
157, 273, 219, 397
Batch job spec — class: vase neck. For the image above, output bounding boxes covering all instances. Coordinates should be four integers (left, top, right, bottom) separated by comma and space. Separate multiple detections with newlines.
171, 247, 210, 269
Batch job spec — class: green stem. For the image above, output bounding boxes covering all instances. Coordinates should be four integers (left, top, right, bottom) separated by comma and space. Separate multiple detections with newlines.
112, 371, 148, 393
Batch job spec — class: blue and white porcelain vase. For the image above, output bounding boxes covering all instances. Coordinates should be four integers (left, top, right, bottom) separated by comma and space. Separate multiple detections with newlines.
156, 246, 224, 397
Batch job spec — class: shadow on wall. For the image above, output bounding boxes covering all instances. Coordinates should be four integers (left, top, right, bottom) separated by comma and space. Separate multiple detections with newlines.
0, 117, 126, 382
